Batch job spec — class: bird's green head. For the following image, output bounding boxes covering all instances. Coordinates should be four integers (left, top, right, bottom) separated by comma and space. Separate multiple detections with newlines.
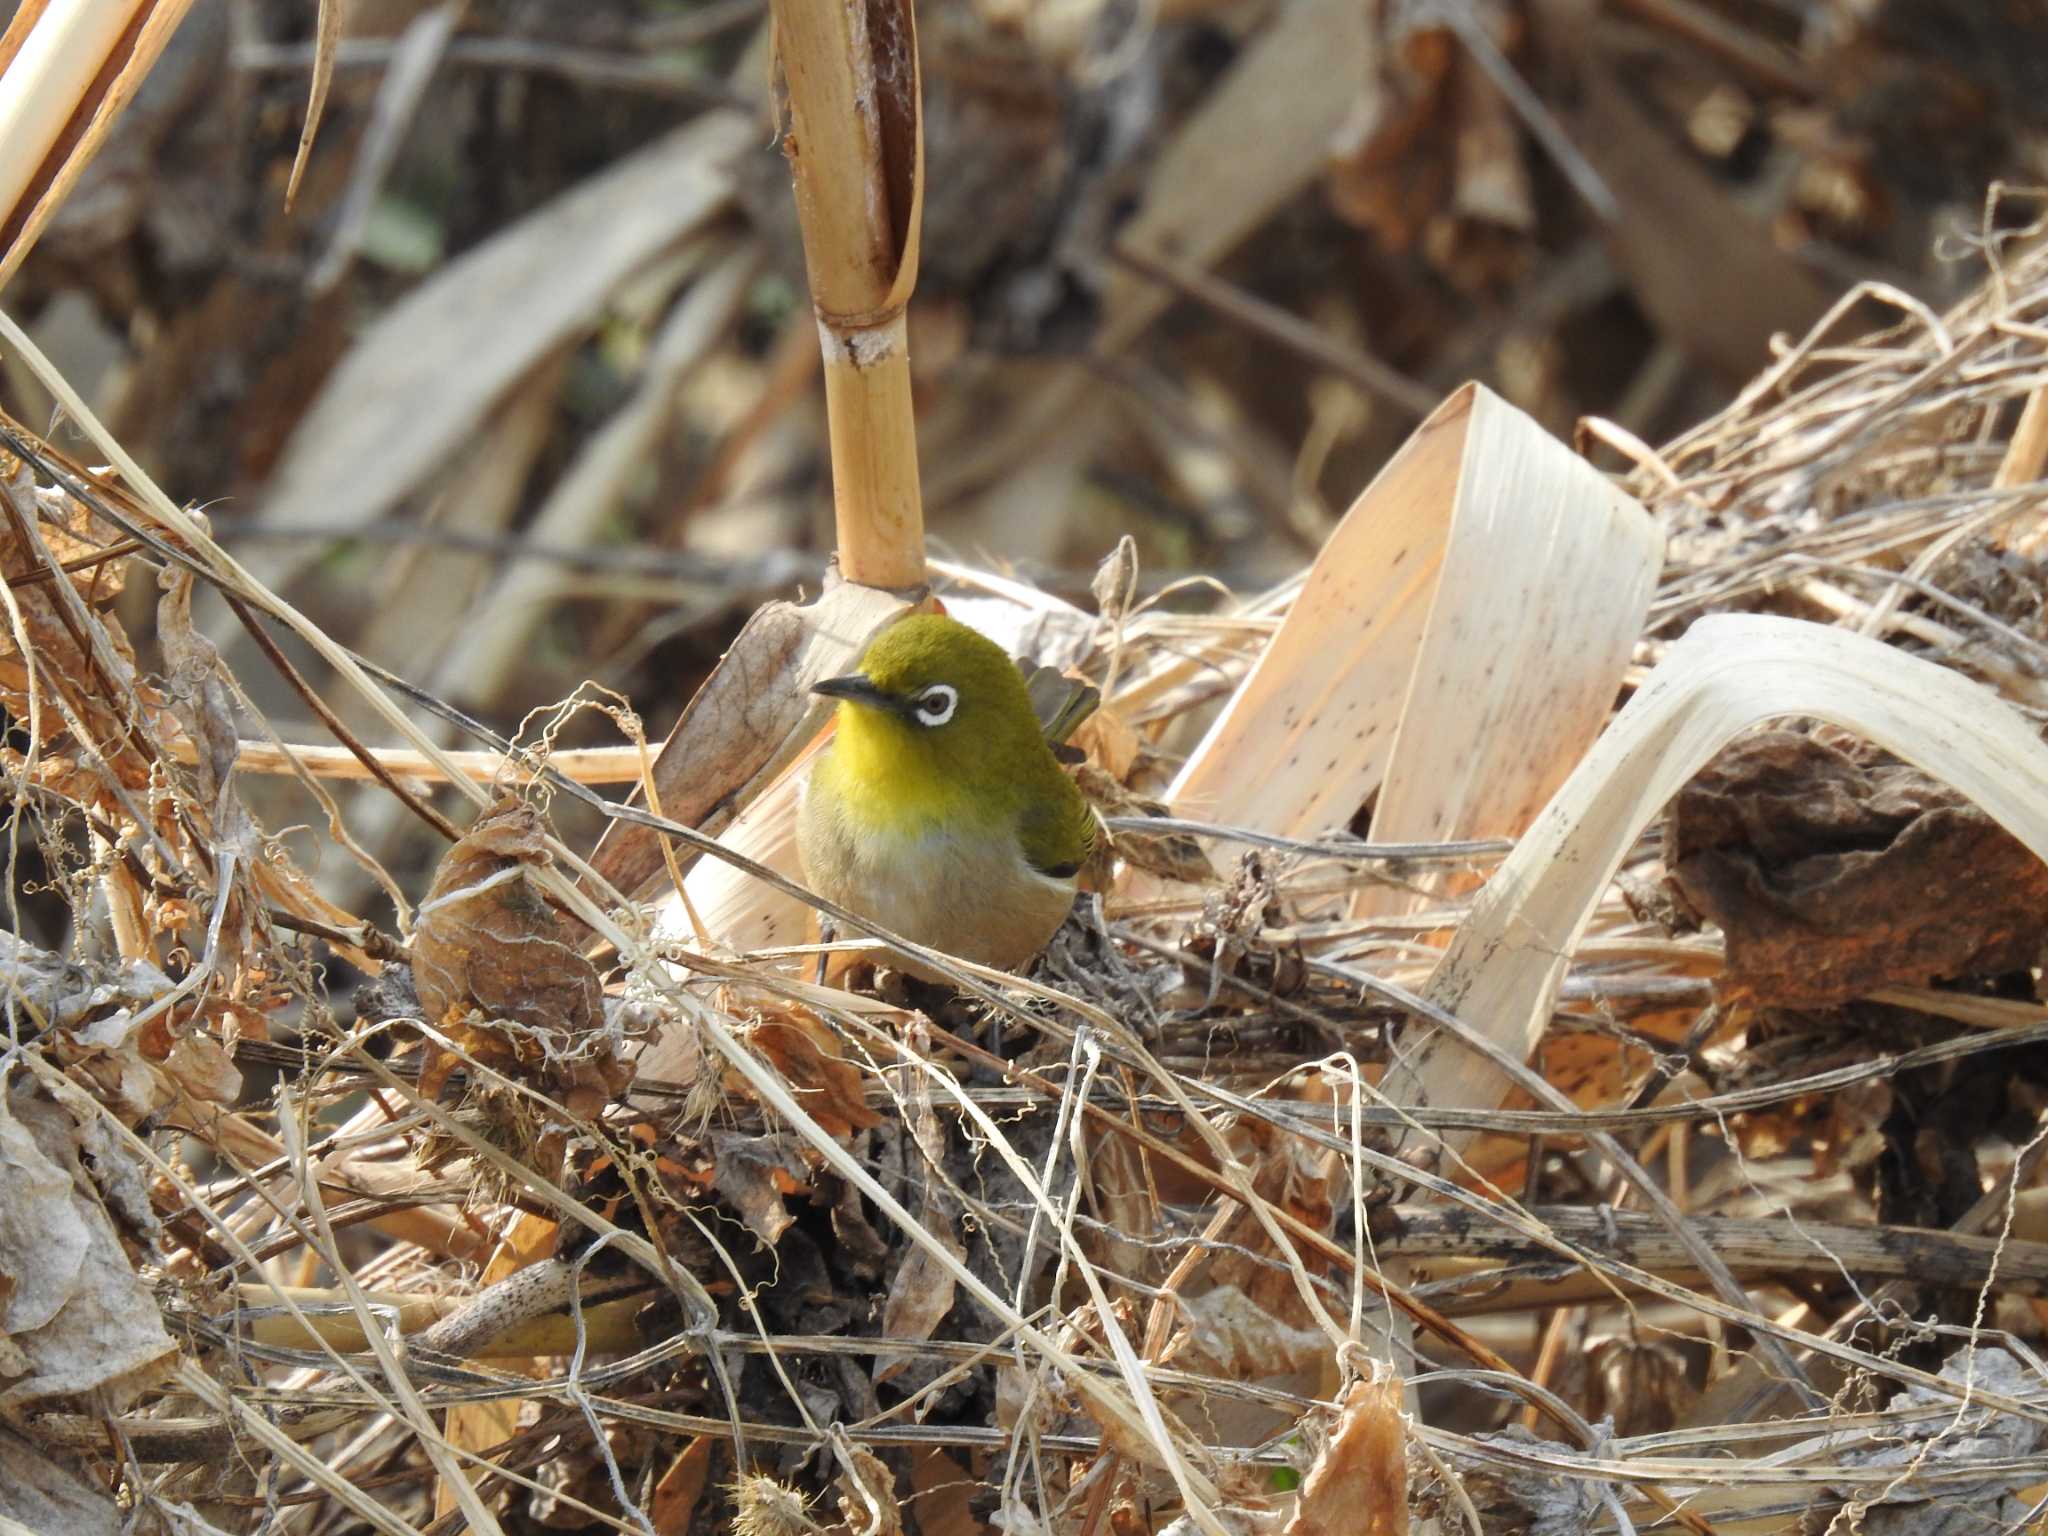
811, 613, 1052, 804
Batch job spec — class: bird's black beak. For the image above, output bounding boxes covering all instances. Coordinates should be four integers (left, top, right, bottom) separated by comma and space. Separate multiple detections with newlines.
812, 674, 898, 712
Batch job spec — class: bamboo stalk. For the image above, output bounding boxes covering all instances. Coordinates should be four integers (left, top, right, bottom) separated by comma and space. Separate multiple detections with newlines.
769, 0, 927, 590
0, 0, 200, 292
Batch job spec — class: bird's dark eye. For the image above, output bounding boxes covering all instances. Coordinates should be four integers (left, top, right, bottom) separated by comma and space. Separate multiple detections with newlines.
912, 683, 958, 727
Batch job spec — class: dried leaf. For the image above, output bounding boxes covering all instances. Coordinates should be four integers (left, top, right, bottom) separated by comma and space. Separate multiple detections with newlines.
1387, 616, 2048, 1150
411, 795, 606, 1091
710, 1131, 811, 1248
1285, 1369, 1409, 1536
1070, 705, 1139, 781
743, 1009, 881, 1139
653, 1436, 714, 1536
1667, 731, 2048, 1006
1583, 1335, 1692, 1436
1166, 1284, 1330, 1379
0, 1087, 176, 1409
284, 0, 343, 210
909, 1448, 986, 1536
834, 1443, 904, 1536
0, 1425, 118, 1536
877, 1039, 962, 1381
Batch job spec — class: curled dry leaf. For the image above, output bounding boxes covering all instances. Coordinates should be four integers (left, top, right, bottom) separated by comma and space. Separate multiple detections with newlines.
4, 932, 241, 1122
833, 1442, 905, 1536
1666, 730, 2048, 1007
1284, 1368, 1409, 1536
1164, 1284, 1330, 1381
411, 795, 610, 1101
741, 1006, 882, 1140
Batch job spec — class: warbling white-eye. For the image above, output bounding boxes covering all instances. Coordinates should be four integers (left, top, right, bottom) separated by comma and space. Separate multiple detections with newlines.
797, 613, 1095, 974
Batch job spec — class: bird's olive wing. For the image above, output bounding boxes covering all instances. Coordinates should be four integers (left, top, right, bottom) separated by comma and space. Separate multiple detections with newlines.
1018, 782, 1094, 881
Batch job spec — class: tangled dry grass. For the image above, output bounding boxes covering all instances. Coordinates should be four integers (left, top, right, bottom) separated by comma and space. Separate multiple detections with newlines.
9, 103, 2048, 1536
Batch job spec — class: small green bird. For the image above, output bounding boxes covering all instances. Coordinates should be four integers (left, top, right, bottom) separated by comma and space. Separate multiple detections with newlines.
797, 613, 1095, 975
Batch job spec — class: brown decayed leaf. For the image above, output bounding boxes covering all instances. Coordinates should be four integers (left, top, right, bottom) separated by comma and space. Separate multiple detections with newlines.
411, 795, 608, 1098
1070, 704, 1140, 781
1666, 730, 2048, 1007
653, 1436, 714, 1536
710, 1131, 812, 1248
1326, 15, 1455, 251
1285, 1369, 1409, 1536
833, 1443, 904, 1536
743, 1008, 882, 1138
1583, 1334, 1693, 1437
909, 1448, 986, 1536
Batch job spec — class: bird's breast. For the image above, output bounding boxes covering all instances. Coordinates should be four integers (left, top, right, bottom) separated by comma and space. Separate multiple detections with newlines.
797, 769, 1075, 973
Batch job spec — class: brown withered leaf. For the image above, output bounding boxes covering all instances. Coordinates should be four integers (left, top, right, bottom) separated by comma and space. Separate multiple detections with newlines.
412, 796, 606, 1098
1286, 1368, 1409, 1536
1665, 731, 2048, 1007
743, 1008, 882, 1139
1582, 1334, 1692, 1437
651, 1436, 713, 1536
1326, 11, 1455, 251
1069, 705, 1139, 781
0, 468, 129, 606
908, 1449, 982, 1536
833, 1443, 904, 1536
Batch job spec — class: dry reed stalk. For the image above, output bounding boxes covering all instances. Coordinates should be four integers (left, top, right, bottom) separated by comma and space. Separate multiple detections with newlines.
0, 0, 199, 292
771, 0, 926, 590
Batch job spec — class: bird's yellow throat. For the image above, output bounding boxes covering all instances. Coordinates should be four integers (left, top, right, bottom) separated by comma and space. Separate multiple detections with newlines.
816, 701, 974, 835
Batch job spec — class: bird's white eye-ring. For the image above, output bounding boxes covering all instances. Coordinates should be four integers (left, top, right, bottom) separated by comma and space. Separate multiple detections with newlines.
912, 683, 958, 727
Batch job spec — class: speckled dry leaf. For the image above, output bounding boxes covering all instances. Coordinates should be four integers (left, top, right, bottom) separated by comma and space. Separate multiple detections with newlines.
1135, 385, 1659, 927
1285, 1370, 1408, 1536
